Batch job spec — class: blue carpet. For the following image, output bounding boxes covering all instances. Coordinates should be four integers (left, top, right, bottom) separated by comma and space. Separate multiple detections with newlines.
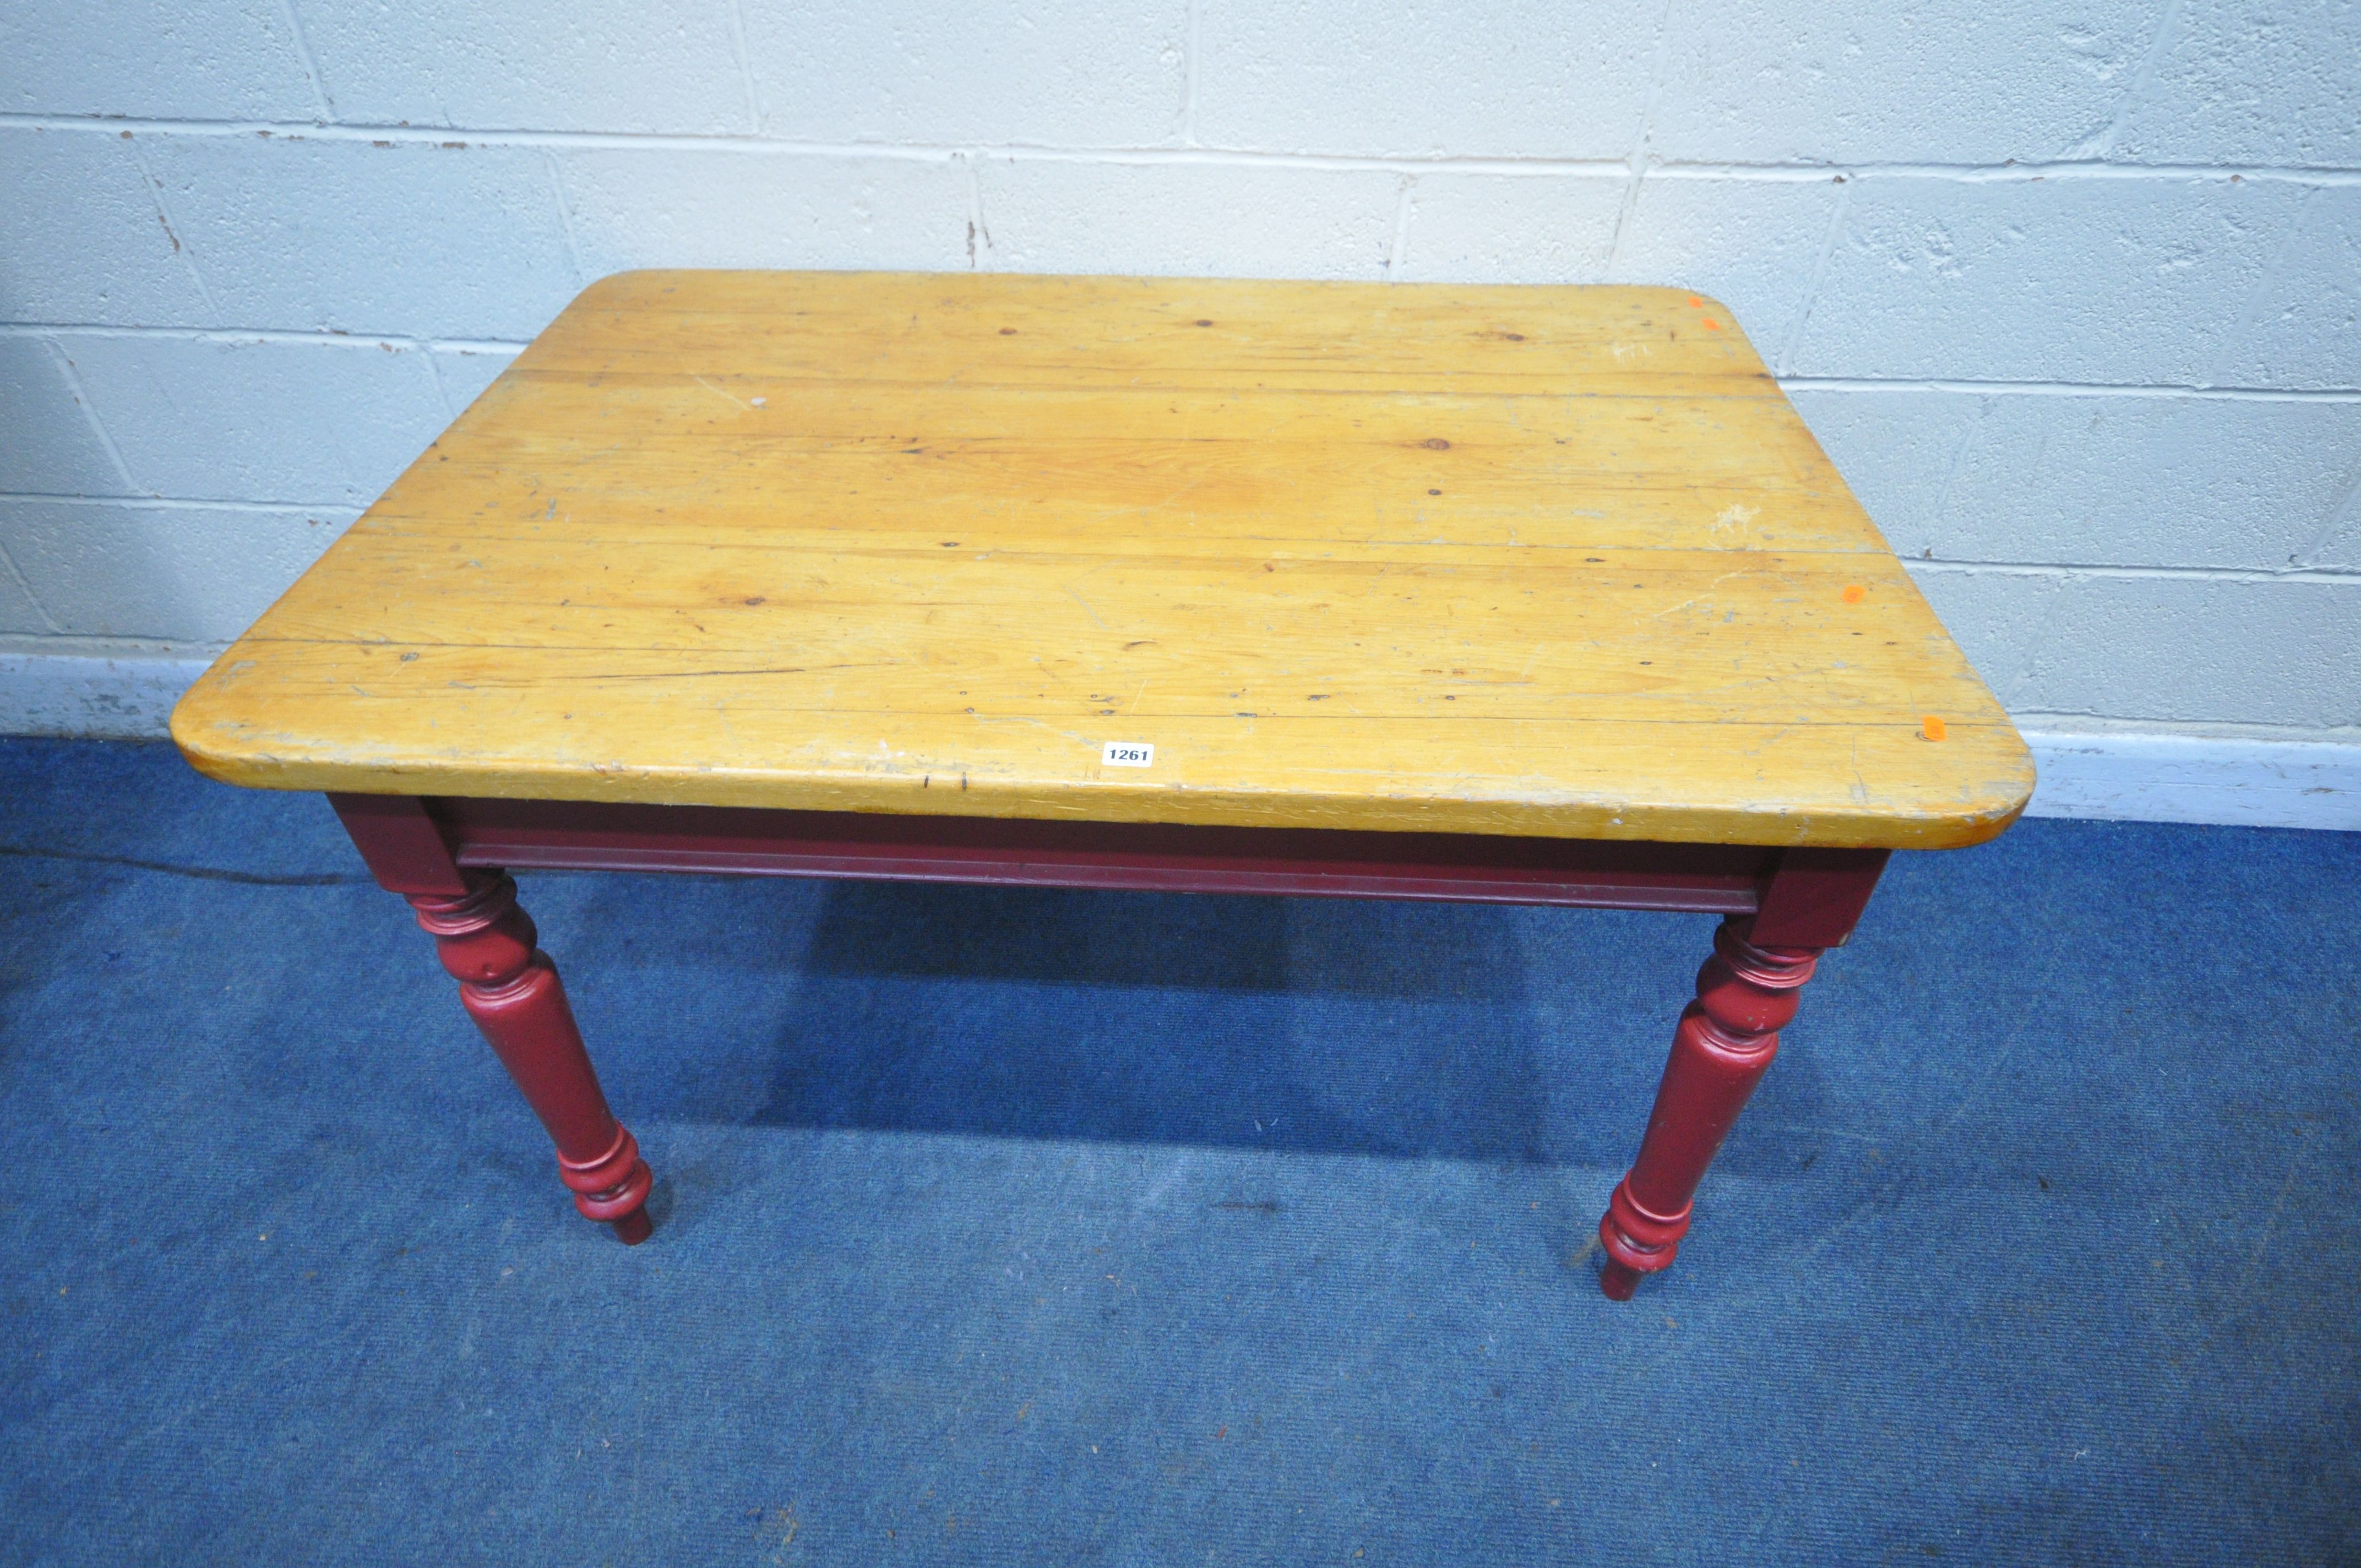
2, 737, 2355, 1565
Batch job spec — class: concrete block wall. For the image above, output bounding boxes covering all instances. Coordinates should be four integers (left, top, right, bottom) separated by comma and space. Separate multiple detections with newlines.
2, 0, 2355, 824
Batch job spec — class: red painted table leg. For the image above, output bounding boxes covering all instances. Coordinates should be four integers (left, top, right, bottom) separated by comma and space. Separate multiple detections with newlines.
1597, 914, 1821, 1299
333, 795, 1883, 1274
409, 870, 654, 1244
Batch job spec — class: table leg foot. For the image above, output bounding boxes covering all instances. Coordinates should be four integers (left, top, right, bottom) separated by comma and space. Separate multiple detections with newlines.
610, 1207, 654, 1245
409, 870, 656, 1244
1596, 914, 1820, 1299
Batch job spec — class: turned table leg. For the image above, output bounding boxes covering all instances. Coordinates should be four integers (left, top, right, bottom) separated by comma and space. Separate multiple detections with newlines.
1597, 914, 1820, 1299
409, 872, 654, 1243
329, 793, 654, 1245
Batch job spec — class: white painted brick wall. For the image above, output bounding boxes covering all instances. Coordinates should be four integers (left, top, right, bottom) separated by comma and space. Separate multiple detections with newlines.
2, 1, 321, 121
976, 159, 1402, 277
1917, 570, 2359, 729
1, 130, 211, 324
744, 2, 1190, 146
1196, 1, 1653, 157
1389, 174, 1625, 285
298, 1, 748, 135
0, 498, 356, 641
554, 149, 973, 275
1643, 0, 2158, 165
1790, 177, 2308, 384
1791, 390, 2361, 571
0, 336, 130, 494
2113, 0, 2361, 166
58, 334, 453, 503
0, 0, 2354, 805
2223, 186, 2361, 389
140, 137, 583, 338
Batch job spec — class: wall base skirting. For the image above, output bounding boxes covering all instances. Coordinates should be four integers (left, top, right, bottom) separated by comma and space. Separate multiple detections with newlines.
0, 651, 214, 742
0, 653, 2353, 832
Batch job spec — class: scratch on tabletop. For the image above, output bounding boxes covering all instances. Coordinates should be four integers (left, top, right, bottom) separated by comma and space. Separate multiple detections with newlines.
690, 374, 749, 410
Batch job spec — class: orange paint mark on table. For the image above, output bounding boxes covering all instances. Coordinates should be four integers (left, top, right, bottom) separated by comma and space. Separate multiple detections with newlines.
1702, 318, 1721, 330
1921, 716, 1947, 742
1841, 584, 1867, 604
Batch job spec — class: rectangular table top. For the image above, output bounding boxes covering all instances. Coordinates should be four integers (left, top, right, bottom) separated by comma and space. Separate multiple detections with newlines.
171, 270, 2031, 850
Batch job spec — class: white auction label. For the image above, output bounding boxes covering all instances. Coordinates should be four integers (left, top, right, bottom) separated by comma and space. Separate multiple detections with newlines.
1101, 741, 1155, 767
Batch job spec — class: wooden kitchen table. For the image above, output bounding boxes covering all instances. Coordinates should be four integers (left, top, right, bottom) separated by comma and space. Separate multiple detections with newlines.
171, 270, 2032, 1299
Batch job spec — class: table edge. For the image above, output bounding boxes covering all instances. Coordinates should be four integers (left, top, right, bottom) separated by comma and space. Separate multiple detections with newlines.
171, 708, 2035, 852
